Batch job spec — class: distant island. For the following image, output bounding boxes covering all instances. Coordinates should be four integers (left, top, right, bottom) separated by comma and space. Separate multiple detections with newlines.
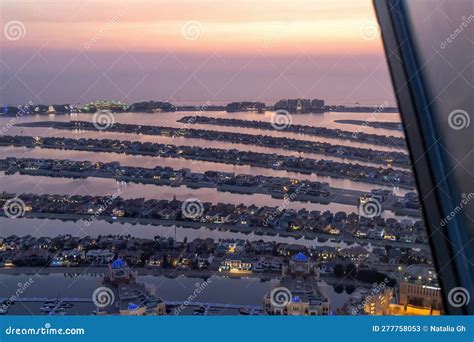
1, 98, 398, 116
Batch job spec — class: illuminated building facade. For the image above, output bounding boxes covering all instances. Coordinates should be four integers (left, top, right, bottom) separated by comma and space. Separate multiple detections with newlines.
96, 259, 166, 316
219, 258, 253, 272
282, 252, 320, 278
263, 278, 330, 315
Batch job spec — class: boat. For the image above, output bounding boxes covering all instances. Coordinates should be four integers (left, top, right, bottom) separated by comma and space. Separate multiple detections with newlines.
194, 306, 206, 314
239, 307, 251, 315
40, 303, 56, 309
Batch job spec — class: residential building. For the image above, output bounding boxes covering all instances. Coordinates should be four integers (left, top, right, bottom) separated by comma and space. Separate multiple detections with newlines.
263, 277, 330, 315
96, 259, 166, 316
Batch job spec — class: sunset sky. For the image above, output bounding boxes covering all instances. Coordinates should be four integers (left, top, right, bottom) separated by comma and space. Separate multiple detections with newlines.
0, 0, 396, 106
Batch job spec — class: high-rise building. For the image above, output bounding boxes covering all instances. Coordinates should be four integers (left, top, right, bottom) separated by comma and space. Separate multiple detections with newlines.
364, 288, 393, 315
388, 264, 442, 315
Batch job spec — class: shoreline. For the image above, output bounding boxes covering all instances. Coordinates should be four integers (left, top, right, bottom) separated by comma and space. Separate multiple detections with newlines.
0, 267, 375, 288
176, 115, 406, 148
2, 164, 420, 217
0, 212, 428, 250
333, 120, 403, 131
0, 107, 400, 117
16, 121, 410, 168
0, 139, 416, 190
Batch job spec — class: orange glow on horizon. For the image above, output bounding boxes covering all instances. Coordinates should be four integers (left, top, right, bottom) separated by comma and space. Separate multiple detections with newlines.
1, 0, 383, 56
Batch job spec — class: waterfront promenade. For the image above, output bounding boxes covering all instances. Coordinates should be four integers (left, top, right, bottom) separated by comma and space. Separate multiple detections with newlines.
0, 267, 379, 288
0, 296, 263, 315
